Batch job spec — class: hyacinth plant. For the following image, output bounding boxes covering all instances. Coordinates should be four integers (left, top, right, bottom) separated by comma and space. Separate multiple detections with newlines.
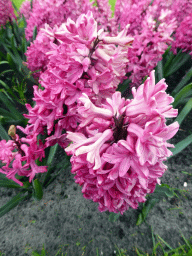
0, 0, 192, 224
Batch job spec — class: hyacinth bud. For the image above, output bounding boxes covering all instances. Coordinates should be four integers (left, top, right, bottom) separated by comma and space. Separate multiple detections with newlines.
8, 125, 16, 139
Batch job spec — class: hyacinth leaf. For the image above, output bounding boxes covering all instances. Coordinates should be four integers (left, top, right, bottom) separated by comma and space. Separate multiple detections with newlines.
136, 184, 175, 225
6, 52, 19, 73
32, 179, 43, 201
0, 123, 9, 141
164, 50, 191, 78
42, 143, 58, 187
47, 143, 58, 166
175, 98, 192, 125
173, 83, 192, 108
0, 91, 24, 121
0, 107, 22, 123
108, 212, 120, 222
169, 133, 192, 159
165, 53, 191, 77
117, 78, 131, 96
33, 26, 37, 41
0, 179, 22, 189
151, 184, 175, 199
163, 51, 175, 75
155, 60, 163, 82
162, 45, 172, 59
172, 67, 192, 96
136, 198, 160, 226
0, 192, 28, 218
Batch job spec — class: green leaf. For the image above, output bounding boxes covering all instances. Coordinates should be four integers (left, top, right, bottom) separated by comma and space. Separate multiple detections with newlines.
0, 91, 24, 121
0, 179, 22, 189
0, 61, 9, 65
6, 52, 18, 73
42, 144, 58, 188
0, 192, 28, 218
32, 252, 41, 256
162, 45, 171, 59
136, 198, 159, 225
163, 51, 175, 75
172, 67, 192, 96
156, 235, 173, 250
33, 26, 37, 41
32, 179, 43, 201
166, 54, 191, 77
164, 50, 191, 78
156, 60, 163, 82
108, 212, 120, 222
168, 133, 192, 159
187, 249, 192, 256
47, 143, 58, 165
152, 185, 174, 199
117, 78, 131, 95
175, 98, 192, 125
173, 83, 192, 108
0, 123, 9, 140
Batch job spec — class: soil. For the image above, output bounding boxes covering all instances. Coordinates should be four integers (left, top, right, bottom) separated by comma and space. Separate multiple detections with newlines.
0, 77, 192, 255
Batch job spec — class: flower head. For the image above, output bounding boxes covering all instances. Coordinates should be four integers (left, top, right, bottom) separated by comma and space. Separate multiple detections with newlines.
65, 70, 179, 214
0, 0, 16, 27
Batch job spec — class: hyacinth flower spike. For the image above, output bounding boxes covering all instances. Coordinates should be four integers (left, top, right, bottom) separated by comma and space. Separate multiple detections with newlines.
65, 70, 179, 214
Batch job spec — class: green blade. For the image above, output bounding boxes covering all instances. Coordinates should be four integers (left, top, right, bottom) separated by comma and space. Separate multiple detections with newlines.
168, 133, 192, 159
0, 192, 28, 218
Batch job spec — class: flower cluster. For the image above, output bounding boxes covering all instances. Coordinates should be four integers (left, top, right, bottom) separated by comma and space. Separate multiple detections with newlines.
114, 0, 177, 86
0, 126, 47, 186
25, 24, 57, 78
0, 0, 16, 27
20, 0, 34, 21
23, 0, 113, 40
24, 11, 133, 148
171, 13, 192, 56
65, 70, 179, 214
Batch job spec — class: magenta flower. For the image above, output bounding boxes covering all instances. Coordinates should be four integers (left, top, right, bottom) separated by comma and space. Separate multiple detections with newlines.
24, 12, 133, 151
65, 70, 179, 214
0, 140, 15, 167
114, 0, 177, 86
0, 0, 16, 27
0, 128, 47, 186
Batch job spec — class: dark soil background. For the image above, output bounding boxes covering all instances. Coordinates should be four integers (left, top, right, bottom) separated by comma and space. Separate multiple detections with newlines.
0, 67, 192, 255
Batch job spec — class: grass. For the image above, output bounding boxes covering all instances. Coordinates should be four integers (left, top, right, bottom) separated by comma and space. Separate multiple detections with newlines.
0, 233, 189, 256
